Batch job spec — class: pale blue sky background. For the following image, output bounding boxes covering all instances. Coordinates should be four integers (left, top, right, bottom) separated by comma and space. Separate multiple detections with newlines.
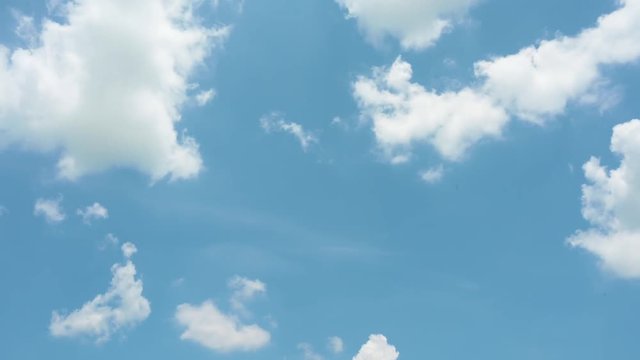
1, 0, 640, 359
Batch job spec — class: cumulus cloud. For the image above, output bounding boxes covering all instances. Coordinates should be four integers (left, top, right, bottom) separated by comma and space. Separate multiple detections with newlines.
50, 242, 150, 343
353, 334, 399, 360
354, 0, 640, 163
77, 202, 108, 224
175, 275, 270, 353
34, 196, 66, 223
0, 0, 230, 181
260, 112, 318, 152
328, 336, 345, 354
335, 0, 477, 50
475, 0, 640, 122
354, 58, 507, 161
175, 301, 270, 353
568, 119, 640, 278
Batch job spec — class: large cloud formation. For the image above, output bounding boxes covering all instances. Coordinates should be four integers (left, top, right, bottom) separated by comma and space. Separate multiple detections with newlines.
569, 119, 640, 278
0, 0, 229, 181
335, 0, 477, 50
50, 242, 150, 343
354, 0, 640, 162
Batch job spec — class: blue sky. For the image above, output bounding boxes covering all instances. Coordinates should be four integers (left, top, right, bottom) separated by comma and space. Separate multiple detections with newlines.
1, 0, 640, 359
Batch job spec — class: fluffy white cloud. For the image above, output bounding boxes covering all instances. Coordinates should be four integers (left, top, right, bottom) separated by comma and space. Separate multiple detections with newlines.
50, 242, 150, 342
354, 0, 640, 163
77, 202, 108, 224
569, 119, 640, 278
175, 300, 270, 353
34, 196, 66, 223
228, 276, 266, 315
0, 0, 229, 181
260, 112, 318, 152
353, 57, 507, 161
420, 165, 444, 184
328, 336, 344, 354
175, 275, 270, 353
299, 343, 324, 360
335, 0, 477, 50
353, 334, 399, 360
475, 0, 640, 122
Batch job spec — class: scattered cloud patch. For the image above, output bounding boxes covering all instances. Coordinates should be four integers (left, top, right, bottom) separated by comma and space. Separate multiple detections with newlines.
175, 300, 270, 353
299, 343, 324, 360
34, 196, 66, 224
175, 275, 270, 353
335, 0, 477, 50
0, 205, 7, 217
50, 242, 150, 343
228, 276, 266, 316
328, 336, 344, 354
420, 166, 444, 184
353, 334, 399, 360
0, 0, 230, 181
77, 202, 108, 224
353, 1, 640, 164
569, 119, 640, 278
260, 112, 318, 152
195, 89, 216, 106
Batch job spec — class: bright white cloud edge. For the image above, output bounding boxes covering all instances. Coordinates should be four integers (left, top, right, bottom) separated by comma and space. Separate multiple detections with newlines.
569, 119, 640, 278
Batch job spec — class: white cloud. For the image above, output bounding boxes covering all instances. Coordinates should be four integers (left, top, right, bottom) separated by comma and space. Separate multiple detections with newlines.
195, 89, 216, 106
568, 119, 640, 278
175, 300, 270, 353
475, 0, 640, 122
420, 165, 444, 184
50, 242, 150, 343
328, 336, 344, 354
260, 112, 318, 152
0, 205, 7, 217
0, 0, 230, 181
77, 202, 108, 224
335, 0, 477, 50
353, 334, 399, 360
34, 196, 66, 223
353, 57, 507, 162
228, 276, 266, 316
354, 0, 640, 164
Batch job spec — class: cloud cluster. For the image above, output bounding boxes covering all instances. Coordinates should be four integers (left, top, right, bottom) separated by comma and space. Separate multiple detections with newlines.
50, 242, 150, 342
569, 119, 640, 278
335, 0, 477, 50
0, 0, 229, 181
260, 112, 318, 152
354, 0, 640, 163
175, 276, 270, 353
353, 334, 399, 360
